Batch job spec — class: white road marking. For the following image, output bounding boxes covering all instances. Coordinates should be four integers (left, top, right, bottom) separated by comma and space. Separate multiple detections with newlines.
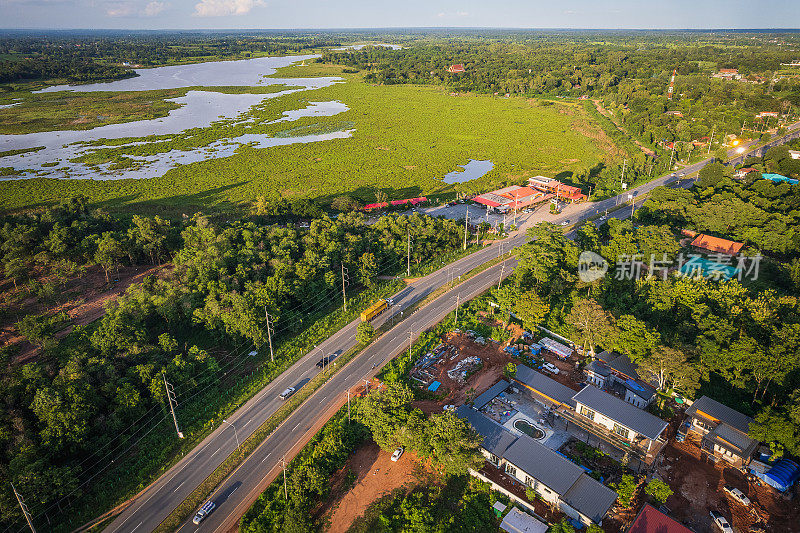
260, 452, 272, 464
293, 422, 301, 431
242, 420, 250, 428
210, 447, 220, 458
172, 481, 184, 493
131, 522, 143, 532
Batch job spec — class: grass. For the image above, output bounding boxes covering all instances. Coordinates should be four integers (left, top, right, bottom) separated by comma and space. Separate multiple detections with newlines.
0, 68, 613, 215
0, 84, 295, 135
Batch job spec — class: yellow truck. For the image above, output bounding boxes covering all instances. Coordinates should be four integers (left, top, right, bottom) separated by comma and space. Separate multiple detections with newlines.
360, 299, 388, 322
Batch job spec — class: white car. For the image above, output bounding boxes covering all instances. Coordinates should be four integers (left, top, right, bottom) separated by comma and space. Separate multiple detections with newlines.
443, 404, 456, 412
709, 511, 733, 533
391, 446, 404, 462
542, 362, 560, 375
723, 485, 751, 506
193, 501, 215, 525
599, 215, 607, 221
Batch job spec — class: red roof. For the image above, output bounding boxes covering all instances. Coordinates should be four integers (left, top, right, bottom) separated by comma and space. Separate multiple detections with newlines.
719, 68, 739, 74
628, 504, 691, 533
690, 234, 745, 255
365, 197, 427, 211
448, 64, 465, 73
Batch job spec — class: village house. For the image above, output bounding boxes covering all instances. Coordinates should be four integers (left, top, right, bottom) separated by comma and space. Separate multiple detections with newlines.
472, 185, 551, 213
734, 167, 759, 179
712, 68, 741, 80
457, 405, 618, 527
448, 64, 465, 73
684, 396, 759, 468
528, 176, 587, 203
510, 365, 577, 409
627, 504, 693, 533
584, 351, 657, 408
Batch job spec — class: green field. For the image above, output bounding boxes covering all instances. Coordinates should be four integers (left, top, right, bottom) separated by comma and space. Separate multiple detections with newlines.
0, 66, 616, 215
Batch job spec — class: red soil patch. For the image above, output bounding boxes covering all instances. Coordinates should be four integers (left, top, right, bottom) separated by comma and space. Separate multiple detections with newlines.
1, 263, 168, 363
655, 438, 800, 533
318, 441, 434, 533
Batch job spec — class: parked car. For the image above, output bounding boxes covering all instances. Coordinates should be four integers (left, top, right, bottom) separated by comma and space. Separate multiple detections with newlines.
542, 362, 560, 375
599, 215, 607, 221
559, 220, 570, 226
391, 447, 404, 462
193, 501, 216, 525
279, 387, 296, 400
723, 485, 752, 506
709, 511, 733, 533
443, 404, 456, 412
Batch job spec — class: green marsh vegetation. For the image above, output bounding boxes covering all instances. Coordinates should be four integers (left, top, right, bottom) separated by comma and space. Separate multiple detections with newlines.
0, 69, 610, 215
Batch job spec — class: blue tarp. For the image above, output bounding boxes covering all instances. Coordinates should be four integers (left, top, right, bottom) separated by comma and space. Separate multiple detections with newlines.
764, 459, 800, 492
427, 381, 441, 392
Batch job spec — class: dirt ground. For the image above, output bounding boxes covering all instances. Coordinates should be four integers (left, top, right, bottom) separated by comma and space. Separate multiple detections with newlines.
656, 438, 800, 533
317, 440, 435, 533
0, 263, 167, 363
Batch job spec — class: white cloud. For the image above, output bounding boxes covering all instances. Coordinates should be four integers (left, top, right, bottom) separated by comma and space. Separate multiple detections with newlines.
193, 0, 263, 17
105, 2, 135, 16
143, 1, 166, 15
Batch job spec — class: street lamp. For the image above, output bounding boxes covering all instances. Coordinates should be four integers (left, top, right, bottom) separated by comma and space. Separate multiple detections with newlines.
222, 419, 240, 448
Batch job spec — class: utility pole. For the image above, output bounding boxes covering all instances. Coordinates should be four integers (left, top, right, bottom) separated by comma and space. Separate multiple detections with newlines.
12, 483, 36, 533
498, 264, 505, 289
407, 329, 413, 359
347, 389, 351, 422
264, 307, 274, 363
406, 230, 411, 277
454, 294, 460, 324
463, 206, 469, 250
513, 191, 519, 228
668, 147, 676, 170
281, 456, 288, 500
341, 264, 349, 313
620, 158, 627, 188
163, 373, 183, 439
222, 419, 239, 448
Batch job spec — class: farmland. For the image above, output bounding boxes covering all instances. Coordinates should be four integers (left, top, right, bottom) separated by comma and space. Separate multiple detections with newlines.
0, 65, 613, 215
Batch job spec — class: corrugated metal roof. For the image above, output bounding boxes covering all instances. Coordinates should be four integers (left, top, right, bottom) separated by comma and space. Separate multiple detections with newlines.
503, 434, 585, 495
709, 423, 758, 458
571, 386, 668, 440
455, 405, 517, 457
628, 504, 692, 533
473, 380, 510, 410
686, 396, 754, 435
513, 365, 577, 407
562, 473, 618, 524
499, 507, 548, 533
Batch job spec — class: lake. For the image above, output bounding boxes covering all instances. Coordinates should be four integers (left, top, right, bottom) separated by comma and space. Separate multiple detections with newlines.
0, 55, 349, 181
442, 160, 495, 184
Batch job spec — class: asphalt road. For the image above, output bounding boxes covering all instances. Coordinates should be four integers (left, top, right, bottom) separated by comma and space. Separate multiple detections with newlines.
105, 233, 527, 533
105, 121, 800, 533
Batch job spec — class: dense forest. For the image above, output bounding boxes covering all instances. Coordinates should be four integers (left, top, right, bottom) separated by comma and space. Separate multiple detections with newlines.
0, 31, 342, 84
0, 196, 469, 531
322, 33, 800, 168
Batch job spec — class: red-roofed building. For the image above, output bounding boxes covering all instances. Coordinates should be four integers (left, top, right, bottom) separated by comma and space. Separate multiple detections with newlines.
627, 504, 691, 533
364, 197, 427, 211
448, 64, 465, 73
734, 167, 759, 179
690, 234, 745, 255
528, 176, 587, 203
473, 185, 551, 211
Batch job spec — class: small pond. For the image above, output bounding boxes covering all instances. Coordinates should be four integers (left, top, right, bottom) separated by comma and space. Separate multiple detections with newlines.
442, 159, 494, 184
514, 419, 545, 440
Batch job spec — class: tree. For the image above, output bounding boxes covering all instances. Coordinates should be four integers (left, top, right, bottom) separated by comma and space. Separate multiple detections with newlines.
548, 519, 576, 533
3, 256, 27, 290
613, 315, 661, 361
514, 290, 550, 328
612, 474, 639, 507
504, 362, 517, 379
356, 322, 375, 345
358, 252, 378, 288
637, 345, 700, 395
94, 231, 124, 283
567, 298, 616, 357
331, 195, 361, 211
425, 411, 482, 475
644, 478, 673, 505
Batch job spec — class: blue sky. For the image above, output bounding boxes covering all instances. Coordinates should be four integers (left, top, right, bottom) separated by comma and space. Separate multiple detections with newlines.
1, 0, 798, 30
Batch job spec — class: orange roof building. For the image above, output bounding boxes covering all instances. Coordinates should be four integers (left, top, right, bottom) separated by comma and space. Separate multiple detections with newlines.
690, 234, 745, 255
448, 64, 465, 73
472, 185, 551, 210
528, 176, 587, 202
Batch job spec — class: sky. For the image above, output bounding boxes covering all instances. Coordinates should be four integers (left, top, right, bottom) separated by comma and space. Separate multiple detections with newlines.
0, 0, 799, 31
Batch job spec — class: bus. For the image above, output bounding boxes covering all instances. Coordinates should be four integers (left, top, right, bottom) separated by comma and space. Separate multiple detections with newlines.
360, 299, 388, 322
